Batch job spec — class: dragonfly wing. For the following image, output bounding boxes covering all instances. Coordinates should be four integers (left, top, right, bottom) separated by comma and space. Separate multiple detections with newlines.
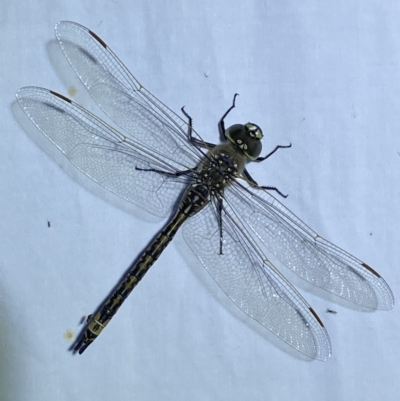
54, 21, 201, 170
226, 182, 394, 310
182, 199, 332, 361
16, 87, 191, 218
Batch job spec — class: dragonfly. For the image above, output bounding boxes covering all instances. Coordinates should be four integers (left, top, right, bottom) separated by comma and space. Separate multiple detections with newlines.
16, 21, 394, 360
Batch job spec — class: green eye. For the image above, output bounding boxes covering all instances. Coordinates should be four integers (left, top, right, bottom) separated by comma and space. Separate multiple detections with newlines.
225, 123, 263, 160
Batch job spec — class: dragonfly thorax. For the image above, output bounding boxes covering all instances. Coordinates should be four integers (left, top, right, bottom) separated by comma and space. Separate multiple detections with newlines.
198, 152, 238, 191
179, 152, 238, 217
225, 123, 263, 160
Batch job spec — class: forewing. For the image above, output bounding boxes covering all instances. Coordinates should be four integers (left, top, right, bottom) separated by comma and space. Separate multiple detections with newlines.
182, 199, 332, 361
226, 182, 394, 310
54, 21, 201, 170
16, 87, 192, 217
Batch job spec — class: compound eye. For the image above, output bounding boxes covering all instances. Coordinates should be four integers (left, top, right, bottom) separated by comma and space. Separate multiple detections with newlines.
245, 123, 263, 139
225, 123, 263, 160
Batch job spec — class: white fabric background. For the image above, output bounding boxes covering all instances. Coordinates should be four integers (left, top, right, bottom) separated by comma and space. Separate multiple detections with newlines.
1, 1, 399, 400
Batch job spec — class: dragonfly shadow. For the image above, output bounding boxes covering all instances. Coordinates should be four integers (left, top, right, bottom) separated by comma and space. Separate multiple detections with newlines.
46, 39, 89, 105
0, 275, 22, 398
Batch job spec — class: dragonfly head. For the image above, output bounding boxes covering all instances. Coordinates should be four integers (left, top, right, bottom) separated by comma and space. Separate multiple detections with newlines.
225, 123, 263, 160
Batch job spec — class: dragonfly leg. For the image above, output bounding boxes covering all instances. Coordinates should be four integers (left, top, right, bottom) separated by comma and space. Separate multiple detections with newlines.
242, 169, 288, 198
218, 93, 239, 139
181, 106, 216, 149
180, 93, 242, 149
217, 196, 224, 255
258, 184, 288, 198
255, 143, 292, 162
243, 139, 291, 198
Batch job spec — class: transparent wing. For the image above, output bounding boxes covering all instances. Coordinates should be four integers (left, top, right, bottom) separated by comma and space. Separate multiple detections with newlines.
225, 182, 394, 310
182, 199, 332, 361
16, 87, 198, 217
54, 21, 202, 169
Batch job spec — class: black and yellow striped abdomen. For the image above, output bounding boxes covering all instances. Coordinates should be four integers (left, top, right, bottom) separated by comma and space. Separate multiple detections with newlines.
74, 183, 211, 353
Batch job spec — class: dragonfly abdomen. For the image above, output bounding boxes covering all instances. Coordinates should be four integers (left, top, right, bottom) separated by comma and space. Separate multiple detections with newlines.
74, 183, 211, 353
